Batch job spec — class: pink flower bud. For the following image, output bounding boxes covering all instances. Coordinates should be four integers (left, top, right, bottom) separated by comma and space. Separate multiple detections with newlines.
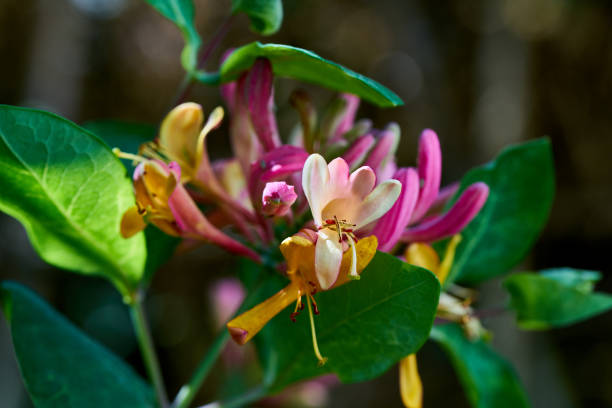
262, 182, 298, 217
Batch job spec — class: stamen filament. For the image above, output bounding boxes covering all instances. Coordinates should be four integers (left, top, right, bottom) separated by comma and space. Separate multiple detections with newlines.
346, 234, 360, 280
112, 148, 147, 163
306, 295, 327, 366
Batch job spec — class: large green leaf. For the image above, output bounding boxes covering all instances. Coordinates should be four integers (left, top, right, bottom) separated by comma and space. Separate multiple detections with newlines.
220, 42, 404, 108
430, 324, 529, 408
503, 268, 612, 330
243, 252, 440, 392
232, 0, 283, 35
0, 281, 155, 408
144, 0, 202, 75
0, 105, 146, 295
445, 139, 555, 285
83, 120, 180, 284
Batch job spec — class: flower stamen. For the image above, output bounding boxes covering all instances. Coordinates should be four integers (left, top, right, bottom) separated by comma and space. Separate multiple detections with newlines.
306, 294, 327, 366
112, 148, 147, 164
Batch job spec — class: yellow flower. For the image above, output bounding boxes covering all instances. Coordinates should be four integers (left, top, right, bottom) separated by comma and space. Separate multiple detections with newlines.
227, 231, 377, 365
399, 235, 461, 408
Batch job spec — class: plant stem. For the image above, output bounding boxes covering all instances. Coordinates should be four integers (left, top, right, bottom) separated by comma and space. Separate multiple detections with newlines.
171, 330, 230, 408
129, 292, 169, 408
169, 14, 235, 108
197, 386, 266, 408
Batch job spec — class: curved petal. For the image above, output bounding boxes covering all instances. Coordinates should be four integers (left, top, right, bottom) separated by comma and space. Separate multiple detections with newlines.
342, 133, 375, 170
349, 166, 377, 199
411, 129, 442, 223
302, 154, 330, 227
373, 167, 419, 252
403, 182, 489, 242
315, 229, 344, 290
328, 157, 350, 192
353, 179, 402, 229
159, 102, 203, 169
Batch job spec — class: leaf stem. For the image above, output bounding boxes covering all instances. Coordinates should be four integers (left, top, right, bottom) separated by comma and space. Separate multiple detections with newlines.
171, 330, 230, 408
170, 14, 235, 108
129, 292, 169, 408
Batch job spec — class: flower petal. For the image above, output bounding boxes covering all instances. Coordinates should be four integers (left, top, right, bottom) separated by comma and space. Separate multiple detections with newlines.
411, 129, 442, 222
352, 179, 402, 229
373, 167, 419, 252
302, 153, 331, 227
349, 166, 377, 199
246, 58, 281, 151
364, 123, 400, 179
403, 182, 489, 242
399, 354, 423, 408
159, 102, 203, 170
315, 229, 344, 290
342, 133, 375, 170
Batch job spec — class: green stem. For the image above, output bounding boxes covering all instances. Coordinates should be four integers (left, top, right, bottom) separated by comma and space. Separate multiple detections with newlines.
129, 292, 169, 408
171, 330, 230, 408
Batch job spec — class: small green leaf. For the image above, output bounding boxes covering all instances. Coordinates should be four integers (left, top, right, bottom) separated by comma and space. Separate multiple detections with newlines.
445, 139, 555, 286
82, 120, 156, 167
430, 324, 530, 408
0, 105, 146, 295
503, 269, 612, 330
245, 252, 440, 391
0, 281, 155, 408
220, 42, 404, 108
232, 0, 283, 36
144, 0, 201, 73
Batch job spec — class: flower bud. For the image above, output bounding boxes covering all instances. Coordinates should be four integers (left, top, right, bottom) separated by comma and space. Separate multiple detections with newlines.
261, 181, 298, 217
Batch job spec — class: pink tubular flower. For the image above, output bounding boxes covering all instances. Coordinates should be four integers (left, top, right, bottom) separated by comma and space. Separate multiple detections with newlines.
371, 129, 489, 249
302, 154, 401, 289
262, 182, 298, 217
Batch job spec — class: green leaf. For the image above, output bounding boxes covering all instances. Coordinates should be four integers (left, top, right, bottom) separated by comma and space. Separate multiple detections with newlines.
0, 281, 155, 408
220, 42, 404, 108
245, 252, 440, 392
82, 120, 156, 167
503, 269, 612, 330
445, 139, 555, 286
430, 324, 529, 408
144, 0, 201, 73
232, 0, 283, 35
0, 105, 146, 295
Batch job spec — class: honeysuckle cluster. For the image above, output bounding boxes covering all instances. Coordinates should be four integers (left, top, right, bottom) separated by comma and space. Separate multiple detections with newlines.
118, 58, 489, 381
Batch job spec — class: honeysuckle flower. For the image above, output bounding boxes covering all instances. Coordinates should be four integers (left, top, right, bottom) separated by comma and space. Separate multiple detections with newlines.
262, 181, 297, 217
302, 154, 402, 289
363, 123, 400, 182
119, 159, 261, 262
227, 230, 378, 364
399, 235, 485, 408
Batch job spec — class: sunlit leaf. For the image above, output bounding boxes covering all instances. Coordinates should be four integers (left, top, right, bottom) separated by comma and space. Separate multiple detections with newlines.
0, 281, 155, 408
0, 105, 146, 295
220, 42, 403, 108
504, 268, 612, 330
430, 324, 529, 408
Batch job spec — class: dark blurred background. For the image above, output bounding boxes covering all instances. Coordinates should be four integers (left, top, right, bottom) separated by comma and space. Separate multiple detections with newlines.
2, 0, 612, 407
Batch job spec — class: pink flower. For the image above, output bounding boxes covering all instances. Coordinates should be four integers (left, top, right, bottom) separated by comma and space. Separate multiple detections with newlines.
302, 154, 401, 289
371, 129, 489, 250
262, 182, 298, 217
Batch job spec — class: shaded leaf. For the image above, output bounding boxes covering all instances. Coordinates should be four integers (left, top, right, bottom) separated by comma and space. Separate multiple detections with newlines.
503, 268, 612, 330
220, 42, 403, 108
232, 0, 283, 35
0, 281, 155, 408
0, 105, 146, 295
445, 139, 555, 286
243, 252, 440, 391
430, 324, 529, 408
